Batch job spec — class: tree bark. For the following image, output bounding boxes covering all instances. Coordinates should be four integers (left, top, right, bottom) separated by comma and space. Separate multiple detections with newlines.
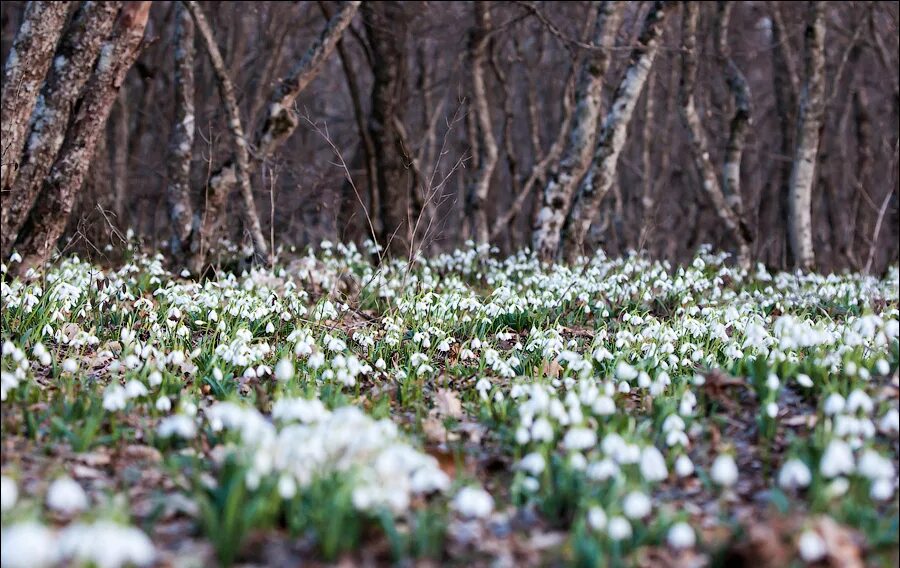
166, 3, 196, 263
184, 0, 269, 266
531, 1, 624, 262
466, 2, 499, 246
187, 0, 360, 268
716, 1, 750, 221
787, 1, 826, 271
14, 2, 152, 272
2, 1, 120, 260
0, 1, 71, 192
364, 1, 413, 257
561, 0, 671, 262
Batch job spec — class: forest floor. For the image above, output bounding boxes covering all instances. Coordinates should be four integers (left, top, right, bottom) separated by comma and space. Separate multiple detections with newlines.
1, 243, 898, 567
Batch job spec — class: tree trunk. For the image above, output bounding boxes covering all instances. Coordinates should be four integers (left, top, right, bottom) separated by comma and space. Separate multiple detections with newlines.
0, 1, 71, 192
185, 0, 269, 266
466, 2, 499, 246
2, 1, 120, 260
166, 3, 197, 264
187, 0, 360, 268
112, 89, 130, 225
561, 0, 671, 262
14, 2, 152, 273
364, 1, 413, 257
787, 1, 826, 271
679, 2, 751, 266
531, 1, 624, 262
717, 0, 750, 221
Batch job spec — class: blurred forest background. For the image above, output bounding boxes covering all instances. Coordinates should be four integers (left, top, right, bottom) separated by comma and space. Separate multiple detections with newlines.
1, 1, 898, 275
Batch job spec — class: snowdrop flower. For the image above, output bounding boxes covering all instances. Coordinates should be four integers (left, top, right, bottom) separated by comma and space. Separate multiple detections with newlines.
615, 361, 638, 381
124, 380, 148, 399
639, 445, 668, 482
277, 475, 297, 499
823, 393, 846, 415
824, 477, 850, 499
857, 449, 894, 481
710, 454, 738, 487
845, 389, 873, 414
563, 427, 597, 451
878, 408, 899, 435
157, 415, 197, 439
102, 385, 127, 412
875, 359, 890, 375
57, 521, 155, 567
778, 458, 812, 490
1, 475, 17, 511
766, 402, 779, 419
274, 358, 294, 382
0, 522, 58, 568
46, 476, 89, 514
819, 439, 855, 478
622, 491, 652, 519
518, 452, 546, 475
675, 454, 695, 477
531, 418, 554, 442
592, 395, 616, 415
607, 516, 633, 541
155, 396, 171, 412
797, 529, 827, 563
452, 486, 494, 519
62, 358, 79, 373
796, 373, 813, 388
870, 478, 895, 501
587, 506, 607, 531
666, 522, 696, 549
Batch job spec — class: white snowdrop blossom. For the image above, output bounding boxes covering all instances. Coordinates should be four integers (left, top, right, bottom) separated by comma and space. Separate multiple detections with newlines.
46, 476, 89, 514
452, 486, 494, 519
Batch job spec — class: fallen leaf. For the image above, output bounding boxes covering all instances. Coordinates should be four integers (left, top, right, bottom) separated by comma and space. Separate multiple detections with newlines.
435, 388, 464, 419
422, 415, 448, 444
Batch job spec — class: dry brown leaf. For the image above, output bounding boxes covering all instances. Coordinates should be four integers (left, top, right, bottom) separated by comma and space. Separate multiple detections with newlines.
815, 516, 864, 568
542, 359, 562, 379
422, 415, 448, 444
435, 388, 464, 419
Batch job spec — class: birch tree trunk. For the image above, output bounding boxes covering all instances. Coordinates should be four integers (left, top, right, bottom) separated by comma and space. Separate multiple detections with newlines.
0, 1, 71, 192
186, 0, 360, 269
466, 2, 499, 246
2, 1, 120, 260
184, 1, 269, 266
788, 1, 826, 271
561, 0, 671, 262
167, 4, 196, 264
678, 1, 751, 267
13, 2, 152, 273
531, 0, 624, 262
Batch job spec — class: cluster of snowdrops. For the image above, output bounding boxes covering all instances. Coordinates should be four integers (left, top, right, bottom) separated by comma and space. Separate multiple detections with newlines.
1, 240, 898, 566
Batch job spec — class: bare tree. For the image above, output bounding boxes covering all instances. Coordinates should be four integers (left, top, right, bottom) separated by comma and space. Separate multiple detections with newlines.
166, 3, 196, 264
364, 1, 413, 256
678, 1, 751, 267
13, 2, 152, 272
466, 2, 499, 246
1, 1, 120, 260
531, 1, 624, 262
0, 1, 71, 191
185, 0, 269, 266
561, 0, 671, 261
788, 1, 826, 271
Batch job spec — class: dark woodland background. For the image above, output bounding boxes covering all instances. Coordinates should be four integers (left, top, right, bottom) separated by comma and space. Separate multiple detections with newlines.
1, 1, 898, 274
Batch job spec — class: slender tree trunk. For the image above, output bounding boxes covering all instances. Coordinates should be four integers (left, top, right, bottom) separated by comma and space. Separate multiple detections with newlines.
2, 1, 120, 260
364, 1, 413, 257
466, 2, 499, 246
788, 1, 826, 271
14, 2, 152, 272
166, 4, 197, 264
185, 0, 268, 266
0, 1, 71, 192
717, 1, 750, 221
187, 0, 360, 268
640, 68, 655, 241
532, 1, 624, 262
561, 0, 671, 262
766, 1, 798, 267
112, 88, 130, 225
